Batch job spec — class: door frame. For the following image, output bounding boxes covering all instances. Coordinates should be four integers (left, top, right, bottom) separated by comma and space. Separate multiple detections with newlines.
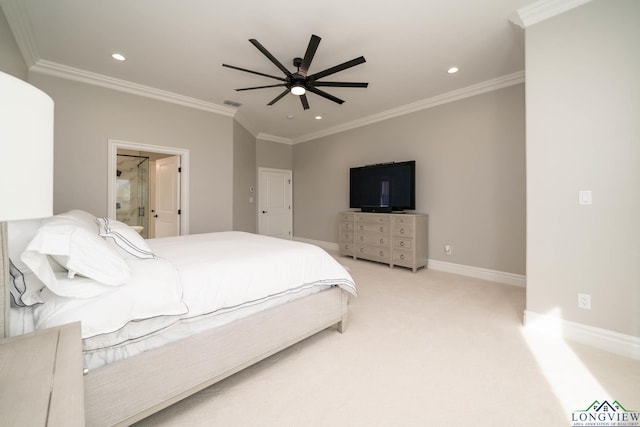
108, 139, 190, 235
257, 167, 293, 238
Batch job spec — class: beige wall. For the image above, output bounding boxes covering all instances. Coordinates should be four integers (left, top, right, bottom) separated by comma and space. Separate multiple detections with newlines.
28, 73, 234, 234
525, 0, 640, 337
0, 6, 27, 80
294, 84, 526, 275
233, 120, 257, 233
257, 139, 293, 170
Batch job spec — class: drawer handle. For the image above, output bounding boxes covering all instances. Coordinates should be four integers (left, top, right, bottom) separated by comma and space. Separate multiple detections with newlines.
359, 247, 364, 253
345, 245, 350, 250
360, 236, 365, 242
400, 254, 405, 260
379, 238, 384, 244
379, 251, 384, 257
400, 241, 405, 247
360, 225, 364, 231
400, 228, 405, 234
379, 226, 384, 232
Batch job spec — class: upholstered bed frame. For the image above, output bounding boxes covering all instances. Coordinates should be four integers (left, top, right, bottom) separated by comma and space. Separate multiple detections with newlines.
0, 232, 350, 426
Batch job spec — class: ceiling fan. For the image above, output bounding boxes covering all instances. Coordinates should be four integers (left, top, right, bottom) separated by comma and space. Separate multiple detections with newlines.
222, 35, 368, 110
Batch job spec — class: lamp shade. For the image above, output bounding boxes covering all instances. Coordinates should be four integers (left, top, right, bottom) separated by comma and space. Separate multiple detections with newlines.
0, 71, 54, 221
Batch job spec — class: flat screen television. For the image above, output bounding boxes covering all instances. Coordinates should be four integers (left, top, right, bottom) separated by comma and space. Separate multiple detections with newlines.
350, 160, 416, 212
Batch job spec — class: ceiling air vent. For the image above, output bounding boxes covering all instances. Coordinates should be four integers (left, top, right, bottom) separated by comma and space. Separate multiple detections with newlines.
224, 100, 242, 108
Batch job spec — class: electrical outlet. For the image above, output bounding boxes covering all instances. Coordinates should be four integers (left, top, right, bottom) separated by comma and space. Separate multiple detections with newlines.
578, 293, 591, 310
444, 244, 452, 255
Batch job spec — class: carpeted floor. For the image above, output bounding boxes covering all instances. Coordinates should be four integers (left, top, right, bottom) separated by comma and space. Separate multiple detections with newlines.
135, 253, 640, 426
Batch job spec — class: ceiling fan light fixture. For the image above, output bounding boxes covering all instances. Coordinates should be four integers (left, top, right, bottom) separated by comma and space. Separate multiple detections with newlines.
291, 85, 306, 96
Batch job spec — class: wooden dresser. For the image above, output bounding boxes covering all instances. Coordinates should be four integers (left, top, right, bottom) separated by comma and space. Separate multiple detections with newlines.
339, 211, 428, 272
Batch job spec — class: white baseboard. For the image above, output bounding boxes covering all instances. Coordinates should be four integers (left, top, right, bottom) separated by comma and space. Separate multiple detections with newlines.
524, 310, 640, 360
293, 237, 525, 287
427, 259, 526, 287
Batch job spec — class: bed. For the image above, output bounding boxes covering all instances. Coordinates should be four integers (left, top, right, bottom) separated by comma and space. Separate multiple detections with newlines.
3, 210, 356, 426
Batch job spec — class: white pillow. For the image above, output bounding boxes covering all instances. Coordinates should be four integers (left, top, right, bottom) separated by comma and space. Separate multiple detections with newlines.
57, 209, 99, 231
33, 257, 188, 340
7, 218, 46, 306
21, 216, 131, 298
97, 217, 155, 259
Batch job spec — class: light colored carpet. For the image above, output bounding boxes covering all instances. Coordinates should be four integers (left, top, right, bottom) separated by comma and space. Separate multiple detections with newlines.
135, 254, 640, 426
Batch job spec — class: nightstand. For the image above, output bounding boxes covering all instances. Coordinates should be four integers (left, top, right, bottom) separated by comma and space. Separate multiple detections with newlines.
0, 322, 85, 426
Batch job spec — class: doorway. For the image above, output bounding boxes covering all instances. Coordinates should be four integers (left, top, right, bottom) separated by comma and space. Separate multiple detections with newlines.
108, 140, 190, 237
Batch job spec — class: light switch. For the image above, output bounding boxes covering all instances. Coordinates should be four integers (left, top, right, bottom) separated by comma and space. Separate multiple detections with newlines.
579, 190, 592, 205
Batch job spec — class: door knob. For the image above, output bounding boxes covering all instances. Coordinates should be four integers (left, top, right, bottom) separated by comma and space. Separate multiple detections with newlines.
262, 210, 268, 214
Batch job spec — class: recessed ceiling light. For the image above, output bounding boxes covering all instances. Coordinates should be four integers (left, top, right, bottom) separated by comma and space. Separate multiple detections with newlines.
112, 53, 126, 61
447, 67, 459, 74
287, 114, 294, 119
314, 116, 322, 120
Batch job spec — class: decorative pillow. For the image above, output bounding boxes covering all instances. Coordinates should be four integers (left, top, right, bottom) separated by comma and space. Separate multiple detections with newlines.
97, 217, 155, 259
21, 216, 131, 298
7, 218, 47, 306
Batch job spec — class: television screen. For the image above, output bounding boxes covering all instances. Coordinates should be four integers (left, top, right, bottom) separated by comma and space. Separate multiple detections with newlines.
350, 161, 415, 211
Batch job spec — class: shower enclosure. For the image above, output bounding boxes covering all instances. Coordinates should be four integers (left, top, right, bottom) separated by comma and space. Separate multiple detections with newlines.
115, 154, 149, 238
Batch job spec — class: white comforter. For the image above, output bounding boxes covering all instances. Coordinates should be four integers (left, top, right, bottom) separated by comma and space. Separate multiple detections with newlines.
147, 231, 357, 319
33, 232, 356, 351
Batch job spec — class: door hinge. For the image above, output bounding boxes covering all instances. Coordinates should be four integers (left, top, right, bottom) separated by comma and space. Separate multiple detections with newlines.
288, 179, 291, 184
178, 209, 181, 215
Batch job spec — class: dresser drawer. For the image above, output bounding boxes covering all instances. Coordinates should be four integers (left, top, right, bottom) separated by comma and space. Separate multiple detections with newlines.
355, 213, 390, 224
393, 237, 414, 250
356, 222, 390, 234
392, 250, 414, 267
340, 221, 354, 231
356, 233, 390, 247
393, 224, 414, 236
355, 245, 390, 262
340, 242, 354, 256
340, 212, 355, 222
339, 230, 354, 242
393, 216, 415, 225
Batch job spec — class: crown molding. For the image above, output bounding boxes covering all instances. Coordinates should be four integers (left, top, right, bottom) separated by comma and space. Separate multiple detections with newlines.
510, 0, 593, 28
233, 111, 258, 137
30, 60, 236, 117
256, 133, 294, 145
0, 0, 39, 67
293, 70, 525, 144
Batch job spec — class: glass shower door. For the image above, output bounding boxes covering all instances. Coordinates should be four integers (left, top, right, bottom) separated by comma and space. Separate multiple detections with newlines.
115, 154, 149, 238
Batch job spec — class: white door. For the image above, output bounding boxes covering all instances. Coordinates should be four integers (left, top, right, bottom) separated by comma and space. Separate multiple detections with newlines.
258, 168, 292, 239
155, 156, 181, 237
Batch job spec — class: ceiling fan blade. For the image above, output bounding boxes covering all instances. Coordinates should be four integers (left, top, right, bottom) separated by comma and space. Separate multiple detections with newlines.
236, 83, 287, 91
306, 86, 344, 105
300, 93, 310, 110
312, 81, 369, 88
299, 35, 321, 77
267, 89, 290, 106
222, 64, 286, 82
249, 39, 292, 77
308, 56, 366, 82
